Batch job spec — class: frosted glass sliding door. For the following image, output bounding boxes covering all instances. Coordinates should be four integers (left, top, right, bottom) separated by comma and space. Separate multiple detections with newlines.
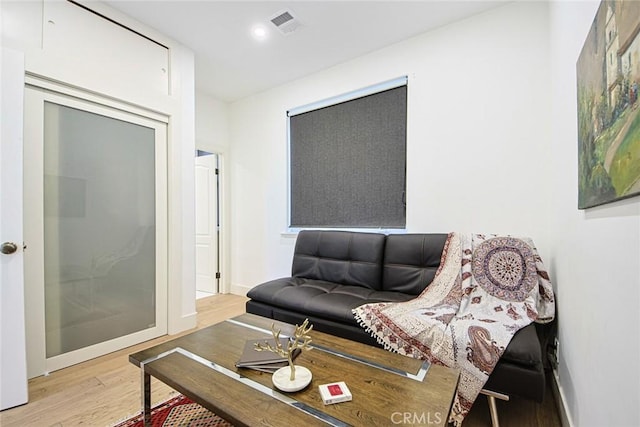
24, 86, 167, 377
43, 102, 156, 356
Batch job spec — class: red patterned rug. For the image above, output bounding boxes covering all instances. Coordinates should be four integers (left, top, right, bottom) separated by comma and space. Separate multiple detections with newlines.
114, 395, 233, 427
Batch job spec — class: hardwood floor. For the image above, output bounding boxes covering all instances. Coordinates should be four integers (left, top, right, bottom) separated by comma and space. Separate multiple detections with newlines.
0, 294, 561, 426
0, 294, 247, 427
464, 378, 562, 427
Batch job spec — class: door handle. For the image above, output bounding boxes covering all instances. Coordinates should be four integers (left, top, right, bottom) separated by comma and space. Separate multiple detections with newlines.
1, 242, 18, 255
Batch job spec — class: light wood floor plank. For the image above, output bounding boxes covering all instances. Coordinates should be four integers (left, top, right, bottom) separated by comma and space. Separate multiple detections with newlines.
0, 294, 247, 427
0, 293, 560, 426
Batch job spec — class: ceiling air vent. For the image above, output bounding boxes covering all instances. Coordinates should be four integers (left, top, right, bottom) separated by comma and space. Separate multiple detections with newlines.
270, 9, 301, 35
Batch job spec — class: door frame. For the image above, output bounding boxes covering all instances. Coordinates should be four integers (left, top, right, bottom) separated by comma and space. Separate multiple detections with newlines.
195, 151, 220, 295
23, 81, 169, 377
195, 150, 229, 295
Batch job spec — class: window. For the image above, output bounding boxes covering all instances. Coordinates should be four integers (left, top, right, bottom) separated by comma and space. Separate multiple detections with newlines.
288, 77, 407, 229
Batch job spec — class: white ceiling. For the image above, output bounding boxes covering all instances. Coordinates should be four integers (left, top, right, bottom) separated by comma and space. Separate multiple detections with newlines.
104, 1, 504, 102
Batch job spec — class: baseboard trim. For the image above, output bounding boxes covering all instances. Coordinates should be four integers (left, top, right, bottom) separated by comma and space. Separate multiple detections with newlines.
230, 283, 251, 296
168, 311, 197, 335
551, 369, 573, 427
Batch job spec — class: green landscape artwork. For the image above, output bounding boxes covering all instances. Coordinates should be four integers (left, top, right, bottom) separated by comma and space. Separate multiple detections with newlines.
577, 0, 640, 208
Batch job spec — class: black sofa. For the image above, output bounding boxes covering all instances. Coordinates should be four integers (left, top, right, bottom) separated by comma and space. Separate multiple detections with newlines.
246, 230, 551, 422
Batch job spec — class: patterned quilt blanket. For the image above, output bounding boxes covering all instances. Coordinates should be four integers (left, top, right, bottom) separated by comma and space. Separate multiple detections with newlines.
352, 233, 555, 425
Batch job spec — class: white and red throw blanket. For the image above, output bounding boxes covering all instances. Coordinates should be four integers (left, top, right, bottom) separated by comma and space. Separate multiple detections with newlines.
352, 233, 555, 425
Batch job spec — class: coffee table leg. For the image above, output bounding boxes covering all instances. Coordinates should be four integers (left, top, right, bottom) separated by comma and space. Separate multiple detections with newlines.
142, 368, 151, 427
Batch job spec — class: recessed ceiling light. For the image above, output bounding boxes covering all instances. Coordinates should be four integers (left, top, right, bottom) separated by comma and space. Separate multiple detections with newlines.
251, 25, 268, 41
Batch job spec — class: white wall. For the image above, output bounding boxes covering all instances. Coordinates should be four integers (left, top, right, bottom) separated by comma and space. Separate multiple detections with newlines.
196, 91, 229, 154
549, 2, 640, 426
229, 2, 553, 293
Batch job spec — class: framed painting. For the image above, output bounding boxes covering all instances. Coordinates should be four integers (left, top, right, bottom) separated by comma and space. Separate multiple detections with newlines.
577, 0, 640, 209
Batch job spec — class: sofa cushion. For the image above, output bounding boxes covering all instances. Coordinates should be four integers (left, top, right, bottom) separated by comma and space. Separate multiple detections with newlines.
292, 230, 386, 290
246, 277, 413, 325
500, 323, 542, 367
382, 233, 449, 294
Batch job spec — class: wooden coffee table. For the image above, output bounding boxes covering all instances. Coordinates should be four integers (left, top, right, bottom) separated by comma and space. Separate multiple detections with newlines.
129, 313, 459, 427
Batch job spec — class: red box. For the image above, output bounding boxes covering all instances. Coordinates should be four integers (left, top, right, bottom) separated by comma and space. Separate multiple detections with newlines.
318, 381, 352, 405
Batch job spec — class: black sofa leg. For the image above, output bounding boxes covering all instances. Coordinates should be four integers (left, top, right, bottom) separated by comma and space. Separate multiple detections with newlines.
481, 389, 509, 427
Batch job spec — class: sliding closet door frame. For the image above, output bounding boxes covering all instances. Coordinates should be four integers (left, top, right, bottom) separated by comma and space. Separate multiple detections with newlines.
24, 83, 168, 378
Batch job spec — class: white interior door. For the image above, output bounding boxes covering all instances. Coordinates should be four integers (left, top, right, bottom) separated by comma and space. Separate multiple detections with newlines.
195, 153, 218, 294
0, 48, 29, 410
23, 84, 168, 377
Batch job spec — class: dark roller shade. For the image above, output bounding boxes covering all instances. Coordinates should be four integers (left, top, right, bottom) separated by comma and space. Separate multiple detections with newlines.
289, 85, 407, 228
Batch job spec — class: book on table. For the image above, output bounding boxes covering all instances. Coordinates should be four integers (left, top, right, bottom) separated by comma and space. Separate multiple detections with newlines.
235, 338, 301, 373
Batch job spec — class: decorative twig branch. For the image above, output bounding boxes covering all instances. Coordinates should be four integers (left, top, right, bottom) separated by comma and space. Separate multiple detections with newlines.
254, 319, 313, 380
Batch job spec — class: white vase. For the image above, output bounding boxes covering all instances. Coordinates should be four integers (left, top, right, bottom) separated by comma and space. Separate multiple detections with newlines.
271, 365, 312, 392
